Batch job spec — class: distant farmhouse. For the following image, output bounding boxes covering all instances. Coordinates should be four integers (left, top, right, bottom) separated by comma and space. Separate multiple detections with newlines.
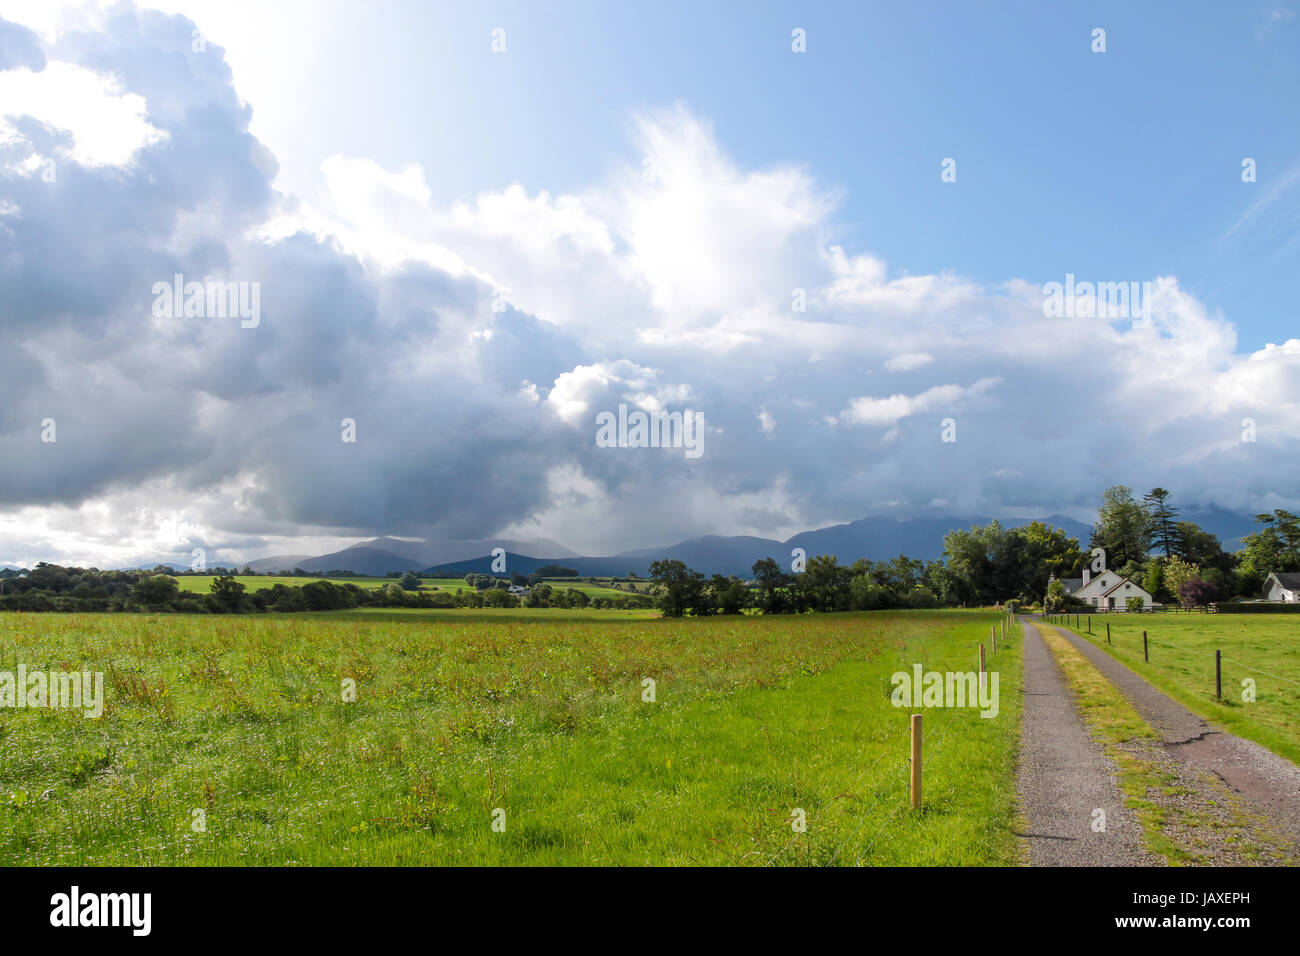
1265, 572, 1300, 603
1057, 568, 1153, 610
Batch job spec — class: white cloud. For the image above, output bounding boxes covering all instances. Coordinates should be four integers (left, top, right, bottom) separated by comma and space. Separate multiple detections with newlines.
0, 61, 166, 169
0, 6, 1297, 566
884, 352, 934, 372
835, 379, 1000, 427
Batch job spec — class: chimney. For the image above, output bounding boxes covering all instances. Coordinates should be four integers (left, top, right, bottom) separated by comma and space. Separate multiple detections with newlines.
1083, 569, 1091, 585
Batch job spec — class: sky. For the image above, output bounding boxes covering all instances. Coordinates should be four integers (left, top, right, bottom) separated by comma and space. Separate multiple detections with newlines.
0, 0, 1297, 568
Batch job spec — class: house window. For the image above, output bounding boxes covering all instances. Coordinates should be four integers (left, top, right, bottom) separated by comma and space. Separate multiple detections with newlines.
1125, 584, 1130, 589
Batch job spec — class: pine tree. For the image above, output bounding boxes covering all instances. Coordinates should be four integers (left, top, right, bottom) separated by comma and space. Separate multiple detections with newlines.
1143, 488, 1181, 558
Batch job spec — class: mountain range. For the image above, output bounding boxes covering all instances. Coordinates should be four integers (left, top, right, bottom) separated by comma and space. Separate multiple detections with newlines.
232, 515, 1095, 579
101, 506, 1265, 578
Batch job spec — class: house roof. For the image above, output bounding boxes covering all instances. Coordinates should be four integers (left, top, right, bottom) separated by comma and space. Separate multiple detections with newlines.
1060, 578, 1084, 594
1072, 573, 1121, 596
1269, 572, 1300, 589
1099, 578, 1150, 599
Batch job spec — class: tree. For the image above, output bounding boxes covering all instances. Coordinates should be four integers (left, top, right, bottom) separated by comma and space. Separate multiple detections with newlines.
942, 521, 1008, 606
849, 574, 889, 610
1162, 556, 1200, 603
1014, 522, 1085, 601
1143, 488, 1181, 558
1179, 576, 1219, 608
1173, 522, 1233, 572
1143, 561, 1166, 603
1044, 578, 1066, 612
798, 554, 854, 612
399, 571, 422, 591
481, 588, 518, 608
525, 583, 553, 608
209, 574, 246, 612
648, 559, 704, 618
1236, 511, 1298, 595
1092, 485, 1153, 568
751, 557, 791, 614
700, 574, 746, 615
719, 578, 749, 614
534, 565, 578, 577
133, 574, 179, 606
942, 520, 1082, 605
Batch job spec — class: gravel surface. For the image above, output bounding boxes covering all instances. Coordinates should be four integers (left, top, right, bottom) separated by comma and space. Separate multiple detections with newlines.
1017, 618, 1156, 866
1044, 620, 1300, 860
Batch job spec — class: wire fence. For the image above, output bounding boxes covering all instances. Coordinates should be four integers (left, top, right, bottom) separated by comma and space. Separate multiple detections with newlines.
766, 616, 1019, 868
1043, 614, 1300, 695
851, 709, 961, 866
1220, 657, 1300, 688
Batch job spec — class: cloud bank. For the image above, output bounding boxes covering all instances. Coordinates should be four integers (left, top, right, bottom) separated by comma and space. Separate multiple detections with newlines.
1, 5, 1296, 567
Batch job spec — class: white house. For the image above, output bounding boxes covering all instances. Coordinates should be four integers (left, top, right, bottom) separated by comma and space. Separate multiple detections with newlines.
1058, 568, 1153, 610
1265, 572, 1300, 603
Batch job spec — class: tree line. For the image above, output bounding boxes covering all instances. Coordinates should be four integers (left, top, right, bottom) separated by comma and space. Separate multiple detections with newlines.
0, 567, 653, 613
4, 485, 1294, 617
645, 487, 1299, 617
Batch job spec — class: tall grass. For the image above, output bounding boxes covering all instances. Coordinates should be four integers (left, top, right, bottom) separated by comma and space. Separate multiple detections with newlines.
0, 610, 1022, 865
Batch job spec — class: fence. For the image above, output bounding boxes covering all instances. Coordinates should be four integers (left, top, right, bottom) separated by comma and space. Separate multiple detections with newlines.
770, 612, 1018, 867
1043, 614, 1300, 701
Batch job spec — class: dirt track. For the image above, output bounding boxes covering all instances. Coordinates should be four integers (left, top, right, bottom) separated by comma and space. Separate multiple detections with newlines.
1016, 618, 1155, 865
1041, 619, 1300, 857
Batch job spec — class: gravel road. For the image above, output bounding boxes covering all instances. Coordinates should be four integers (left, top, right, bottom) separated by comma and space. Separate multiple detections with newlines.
1017, 618, 1156, 866
1042, 619, 1300, 857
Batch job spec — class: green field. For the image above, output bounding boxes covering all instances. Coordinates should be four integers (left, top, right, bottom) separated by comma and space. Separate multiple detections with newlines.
174, 576, 634, 600
1050, 614, 1300, 766
0, 609, 1022, 865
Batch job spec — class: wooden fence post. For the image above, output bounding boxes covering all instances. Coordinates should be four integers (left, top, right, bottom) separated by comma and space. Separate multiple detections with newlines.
1143, 630, 1148, 663
1106, 622, 1111, 645
1216, 650, 1221, 700
992, 624, 997, 654
910, 714, 922, 809
979, 643, 986, 693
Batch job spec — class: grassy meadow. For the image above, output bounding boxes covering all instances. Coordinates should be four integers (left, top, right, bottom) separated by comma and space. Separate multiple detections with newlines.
1051, 614, 1300, 766
0, 609, 1022, 865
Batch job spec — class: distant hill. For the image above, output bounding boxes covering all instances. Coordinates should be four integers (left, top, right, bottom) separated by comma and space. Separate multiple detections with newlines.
188, 508, 1264, 580
422, 514, 1099, 578
247, 535, 581, 576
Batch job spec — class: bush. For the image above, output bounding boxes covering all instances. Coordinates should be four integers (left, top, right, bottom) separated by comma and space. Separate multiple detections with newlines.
1218, 602, 1300, 614
481, 589, 518, 608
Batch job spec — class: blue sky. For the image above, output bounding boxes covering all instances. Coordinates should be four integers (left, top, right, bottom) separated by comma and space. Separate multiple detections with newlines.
231, 0, 1300, 350
0, 0, 1298, 567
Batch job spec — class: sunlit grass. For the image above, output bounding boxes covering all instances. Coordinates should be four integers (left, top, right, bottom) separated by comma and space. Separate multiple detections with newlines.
0, 610, 1022, 865
1052, 614, 1300, 766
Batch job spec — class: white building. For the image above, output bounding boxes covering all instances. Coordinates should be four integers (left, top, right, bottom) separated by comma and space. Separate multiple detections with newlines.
1265, 572, 1300, 603
1059, 568, 1154, 610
